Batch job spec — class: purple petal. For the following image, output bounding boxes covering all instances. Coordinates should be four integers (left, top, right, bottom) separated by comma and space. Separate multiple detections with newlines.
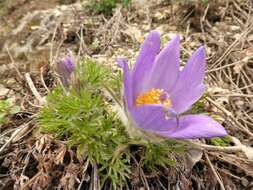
130, 104, 178, 132
64, 56, 75, 72
147, 35, 180, 92
132, 31, 161, 99
156, 114, 227, 139
117, 58, 133, 109
171, 84, 205, 114
171, 46, 206, 113
57, 56, 75, 86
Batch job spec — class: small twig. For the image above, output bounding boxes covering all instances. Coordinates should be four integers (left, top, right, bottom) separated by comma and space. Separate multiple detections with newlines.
204, 152, 225, 190
206, 55, 253, 73
76, 25, 90, 58
210, 22, 253, 69
103, 85, 122, 107
215, 166, 244, 181
20, 170, 43, 190
0, 127, 19, 140
20, 149, 34, 176
188, 141, 242, 153
0, 119, 34, 154
236, 83, 253, 91
206, 97, 253, 137
50, 23, 60, 67
212, 93, 253, 98
77, 160, 90, 190
200, 3, 209, 46
28, 100, 43, 108
89, 163, 100, 190
206, 97, 232, 116
6, 47, 23, 80
103, 86, 131, 132
140, 167, 150, 190
25, 73, 45, 105
40, 66, 50, 92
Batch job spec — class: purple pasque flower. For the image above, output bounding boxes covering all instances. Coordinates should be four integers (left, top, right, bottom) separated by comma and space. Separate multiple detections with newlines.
118, 31, 227, 139
56, 55, 75, 86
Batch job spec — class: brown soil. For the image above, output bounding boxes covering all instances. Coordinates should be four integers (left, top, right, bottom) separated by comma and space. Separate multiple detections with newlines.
1, 0, 253, 189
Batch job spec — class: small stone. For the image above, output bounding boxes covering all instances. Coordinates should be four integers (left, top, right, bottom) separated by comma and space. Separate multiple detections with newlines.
0, 85, 9, 97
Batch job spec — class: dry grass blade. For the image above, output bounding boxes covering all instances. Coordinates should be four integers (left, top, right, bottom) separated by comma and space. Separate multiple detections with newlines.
204, 152, 225, 190
25, 73, 45, 105
1, 0, 253, 189
206, 97, 253, 137
0, 119, 34, 154
6, 47, 23, 80
210, 15, 253, 70
206, 55, 253, 73
89, 163, 100, 190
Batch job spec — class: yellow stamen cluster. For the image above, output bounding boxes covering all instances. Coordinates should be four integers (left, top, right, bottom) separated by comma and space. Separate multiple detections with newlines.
136, 88, 172, 107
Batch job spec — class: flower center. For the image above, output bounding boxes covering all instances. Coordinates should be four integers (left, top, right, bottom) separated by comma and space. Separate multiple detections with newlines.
135, 88, 172, 107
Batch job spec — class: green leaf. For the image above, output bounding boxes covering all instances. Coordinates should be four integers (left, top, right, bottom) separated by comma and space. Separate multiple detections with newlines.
39, 58, 131, 188
210, 136, 231, 147
0, 99, 19, 124
38, 57, 185, 188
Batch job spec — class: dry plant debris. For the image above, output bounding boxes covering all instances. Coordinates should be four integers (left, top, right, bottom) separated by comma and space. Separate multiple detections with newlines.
1, 0, 253, 189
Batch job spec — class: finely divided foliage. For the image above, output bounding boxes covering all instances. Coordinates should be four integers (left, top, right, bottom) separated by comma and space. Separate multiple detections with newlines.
40, 59, 130, 188
39, 31, 227, 188
39, 58, 183, 188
